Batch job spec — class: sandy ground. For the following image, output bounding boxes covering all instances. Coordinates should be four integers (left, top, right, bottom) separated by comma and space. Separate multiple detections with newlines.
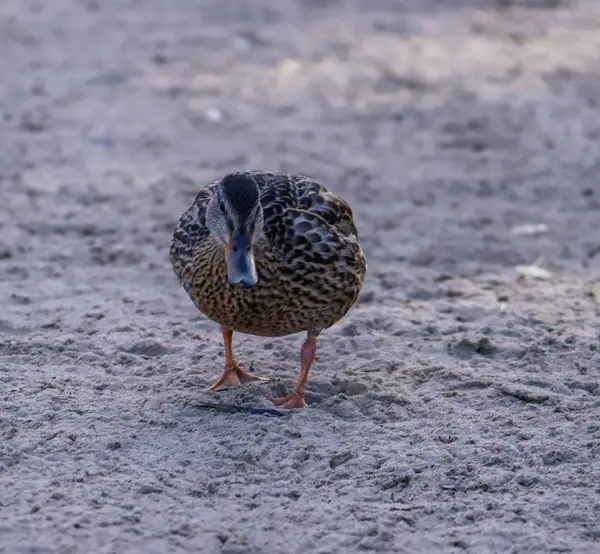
1, 0, 600, 552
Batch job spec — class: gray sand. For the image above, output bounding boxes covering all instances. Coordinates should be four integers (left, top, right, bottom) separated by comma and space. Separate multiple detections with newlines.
1, 0, 600, 552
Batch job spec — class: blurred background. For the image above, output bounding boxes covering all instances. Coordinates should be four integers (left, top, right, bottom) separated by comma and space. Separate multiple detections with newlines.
2, 0, 599, 278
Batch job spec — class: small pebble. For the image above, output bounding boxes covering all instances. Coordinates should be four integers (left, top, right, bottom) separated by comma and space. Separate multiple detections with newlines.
516, 265, 552, 280
511, 223, 548, 236
206, 108, 223, 123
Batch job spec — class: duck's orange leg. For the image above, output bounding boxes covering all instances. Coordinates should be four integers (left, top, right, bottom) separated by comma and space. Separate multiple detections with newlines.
205, 326, 269, 391
271, 333, 317, 409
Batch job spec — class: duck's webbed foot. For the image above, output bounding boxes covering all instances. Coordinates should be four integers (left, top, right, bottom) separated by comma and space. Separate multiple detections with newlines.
205, 326, 268, 391
205, 361, 268, 391
269, 332, 318, 410
271, 391, 308, 409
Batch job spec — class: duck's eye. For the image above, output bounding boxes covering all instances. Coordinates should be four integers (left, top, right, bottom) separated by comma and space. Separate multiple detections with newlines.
219, 202, 226, 213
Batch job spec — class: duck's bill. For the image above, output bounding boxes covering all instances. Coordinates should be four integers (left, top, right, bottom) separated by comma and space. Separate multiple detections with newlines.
225, 234, 258, 288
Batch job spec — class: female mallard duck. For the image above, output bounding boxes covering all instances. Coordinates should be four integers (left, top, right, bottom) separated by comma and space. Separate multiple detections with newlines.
170, 171, 366, 409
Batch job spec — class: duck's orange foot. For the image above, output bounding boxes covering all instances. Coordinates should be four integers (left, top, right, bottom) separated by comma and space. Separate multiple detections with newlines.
271, 391, 307, 409
205, 362, 269, 391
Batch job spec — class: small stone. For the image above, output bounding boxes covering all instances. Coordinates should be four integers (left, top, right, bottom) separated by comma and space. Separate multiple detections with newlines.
511, 223, 548, 236
516, 265, 552, 280
206, 108, 223, 123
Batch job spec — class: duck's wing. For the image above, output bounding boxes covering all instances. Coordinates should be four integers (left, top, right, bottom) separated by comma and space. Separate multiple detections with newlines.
256, 173, 362, 270
170, 180, 219, 282
293, 175, 359, 239
257, 173, 358, 238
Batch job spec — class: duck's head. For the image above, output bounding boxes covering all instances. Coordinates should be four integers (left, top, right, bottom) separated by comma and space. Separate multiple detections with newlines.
206, 173, 263, 289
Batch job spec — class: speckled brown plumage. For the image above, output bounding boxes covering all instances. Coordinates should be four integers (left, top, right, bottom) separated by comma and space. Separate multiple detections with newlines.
170, 170, 367, 408
171, 171, 366, 335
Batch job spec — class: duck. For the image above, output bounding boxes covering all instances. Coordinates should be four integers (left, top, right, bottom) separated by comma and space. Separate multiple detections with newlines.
170, 170, 366, 409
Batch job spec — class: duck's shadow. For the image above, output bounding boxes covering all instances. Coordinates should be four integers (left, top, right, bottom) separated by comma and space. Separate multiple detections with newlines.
189, 375, 373, 416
